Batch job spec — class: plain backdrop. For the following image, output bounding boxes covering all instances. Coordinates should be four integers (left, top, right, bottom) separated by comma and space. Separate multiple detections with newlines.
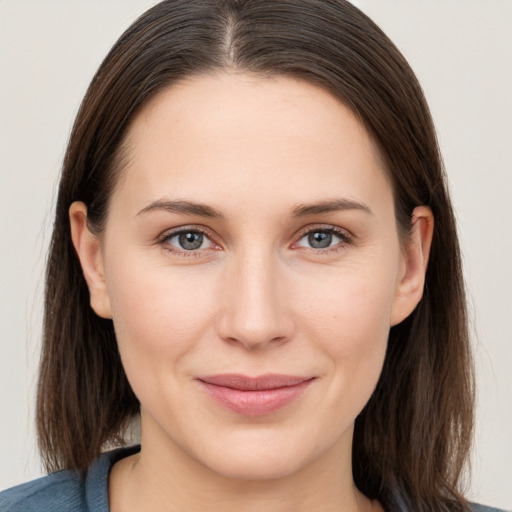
0, 1, 511, 509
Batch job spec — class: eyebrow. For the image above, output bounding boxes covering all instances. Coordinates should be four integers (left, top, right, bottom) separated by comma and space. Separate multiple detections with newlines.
291, 199, 373, 217
137, 197, 372, 219
137, 200, 225, 219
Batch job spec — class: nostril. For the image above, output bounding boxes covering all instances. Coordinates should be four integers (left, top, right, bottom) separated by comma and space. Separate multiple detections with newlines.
222, 333, 289, 350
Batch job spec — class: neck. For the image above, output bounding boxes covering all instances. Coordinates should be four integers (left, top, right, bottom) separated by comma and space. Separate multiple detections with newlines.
109, 415, 378, 512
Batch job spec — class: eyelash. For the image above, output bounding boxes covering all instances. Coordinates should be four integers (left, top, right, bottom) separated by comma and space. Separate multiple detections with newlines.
157, 225, 353, 257
293, 225, 353, 253
157, 226, 216, 258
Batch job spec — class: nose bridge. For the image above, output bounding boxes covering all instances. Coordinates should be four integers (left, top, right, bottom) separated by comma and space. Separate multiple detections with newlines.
218, 243, 291, 349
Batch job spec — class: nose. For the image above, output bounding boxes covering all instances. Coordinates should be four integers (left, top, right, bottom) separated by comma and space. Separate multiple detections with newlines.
217, 249, 294, 350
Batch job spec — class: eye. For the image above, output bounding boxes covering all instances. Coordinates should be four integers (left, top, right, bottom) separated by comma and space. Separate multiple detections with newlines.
163, 229, 214, 251
295, 228, 350, 250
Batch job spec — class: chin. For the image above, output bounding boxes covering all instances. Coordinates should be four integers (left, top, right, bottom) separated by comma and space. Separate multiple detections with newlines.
202, 451, 308, 482
188, 429, 329, 482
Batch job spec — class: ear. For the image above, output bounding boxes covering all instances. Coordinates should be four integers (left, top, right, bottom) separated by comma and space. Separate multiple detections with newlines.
69, 201, 112, 319
390, 206, 434, 326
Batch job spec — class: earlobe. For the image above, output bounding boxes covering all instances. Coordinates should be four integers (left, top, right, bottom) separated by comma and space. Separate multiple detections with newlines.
69, 202, 112, 319
390, 206, 434, 326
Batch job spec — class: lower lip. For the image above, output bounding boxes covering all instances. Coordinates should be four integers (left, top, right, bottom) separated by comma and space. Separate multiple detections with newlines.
199, 379, 314, 416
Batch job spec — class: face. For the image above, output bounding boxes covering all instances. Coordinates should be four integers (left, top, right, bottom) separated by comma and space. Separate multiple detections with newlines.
72, 72, 430, 481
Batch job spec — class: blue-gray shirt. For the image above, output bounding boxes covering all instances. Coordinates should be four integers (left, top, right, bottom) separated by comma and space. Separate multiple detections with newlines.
0, 446, 139, 511
0, 446, 507, 511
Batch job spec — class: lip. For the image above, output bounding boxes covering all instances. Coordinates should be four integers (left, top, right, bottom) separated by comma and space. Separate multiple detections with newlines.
196, 374, 315, 416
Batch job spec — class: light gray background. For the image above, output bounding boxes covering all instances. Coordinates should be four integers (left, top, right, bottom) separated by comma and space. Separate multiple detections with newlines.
1, 1, 511, 508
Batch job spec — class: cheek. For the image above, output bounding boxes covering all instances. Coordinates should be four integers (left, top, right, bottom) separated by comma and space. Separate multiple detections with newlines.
105, 256, 219, 363
296, 263, 396, 341
292, 261, 397, 388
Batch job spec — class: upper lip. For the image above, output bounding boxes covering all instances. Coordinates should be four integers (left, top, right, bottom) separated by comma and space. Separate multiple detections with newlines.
197, 374, 314, 391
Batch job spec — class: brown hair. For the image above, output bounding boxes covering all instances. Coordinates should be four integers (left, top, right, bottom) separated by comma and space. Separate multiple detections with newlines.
38, 1, 474, 510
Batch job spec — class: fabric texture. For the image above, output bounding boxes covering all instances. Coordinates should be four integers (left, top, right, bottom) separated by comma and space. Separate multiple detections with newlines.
0, 445, 508, 511
0, 446, 140, 512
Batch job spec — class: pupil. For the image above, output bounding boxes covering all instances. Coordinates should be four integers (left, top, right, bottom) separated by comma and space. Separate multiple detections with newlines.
309, 231, 332, 249
179, 232, 203, 250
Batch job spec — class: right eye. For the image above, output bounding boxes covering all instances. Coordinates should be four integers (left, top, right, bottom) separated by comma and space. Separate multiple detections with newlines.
161, 229, 214, 252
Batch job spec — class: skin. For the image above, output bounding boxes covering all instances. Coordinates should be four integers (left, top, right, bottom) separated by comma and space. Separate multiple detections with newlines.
70, 72, 433, 512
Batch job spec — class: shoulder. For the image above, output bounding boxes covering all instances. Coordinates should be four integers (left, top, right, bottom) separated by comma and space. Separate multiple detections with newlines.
470, 504, 511, 512
0, 445, 140, 512
0, 470, 85, 512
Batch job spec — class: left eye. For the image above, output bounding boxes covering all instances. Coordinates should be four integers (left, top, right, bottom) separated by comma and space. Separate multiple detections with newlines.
165, 230, 213, 251
296, 230, 345, 249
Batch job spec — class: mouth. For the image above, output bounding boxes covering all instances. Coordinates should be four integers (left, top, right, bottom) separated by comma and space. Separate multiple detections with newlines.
196, 374, 316, 416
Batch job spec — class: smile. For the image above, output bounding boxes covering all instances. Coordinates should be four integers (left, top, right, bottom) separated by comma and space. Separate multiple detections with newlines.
196, 374, 316, 416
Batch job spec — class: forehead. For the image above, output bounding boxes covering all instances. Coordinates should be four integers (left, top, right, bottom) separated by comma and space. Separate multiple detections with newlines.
127, 71, 376, 155
113, 72, 391, 215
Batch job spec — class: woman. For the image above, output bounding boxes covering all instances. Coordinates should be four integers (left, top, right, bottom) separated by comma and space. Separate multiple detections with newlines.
0, 1, 506, 511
